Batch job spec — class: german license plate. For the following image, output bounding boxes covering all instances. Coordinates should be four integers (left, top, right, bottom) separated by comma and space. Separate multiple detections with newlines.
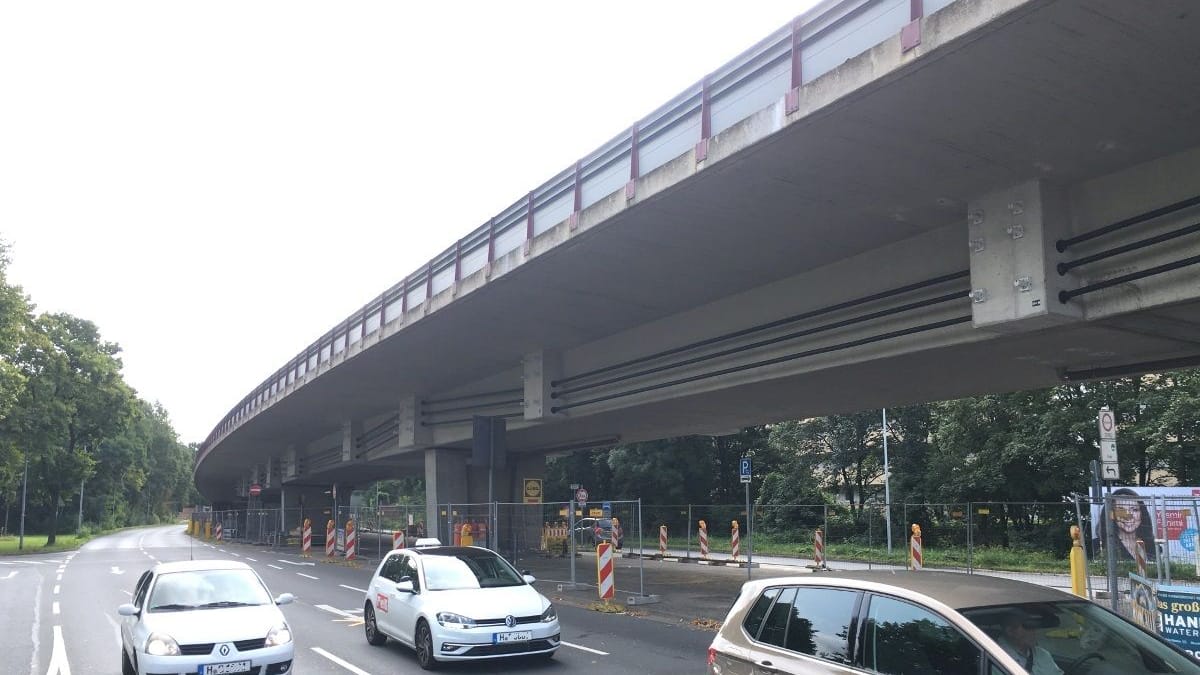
493, 630, 532, 644
199, 661, 251, 675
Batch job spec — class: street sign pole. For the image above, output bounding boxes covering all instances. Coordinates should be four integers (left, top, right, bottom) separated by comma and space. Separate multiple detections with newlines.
740, 456, 752, 580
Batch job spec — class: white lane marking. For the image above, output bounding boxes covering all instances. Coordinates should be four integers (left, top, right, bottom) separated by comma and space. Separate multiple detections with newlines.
268, 565, 283, 570
229, 552, 241, 558
45, 625, 71, 675
52, 602, 60, 615
53, 585, 60, 594
1, 571, 16, 580
110, 566, 124, 575
315, 604, 356, 619
339, 584, 368, 593
297, 573, 319, 580
277, 559, 315, 566
562, 640, 609, 656
246, 557, 257, 562
122, 590, 132, 597
218, 549, 227, 553
47, 559, 63, 564
104, 612, 122, 653
56, 574, 62, 582
311, 647, 372, 675
30, 582, 42, 674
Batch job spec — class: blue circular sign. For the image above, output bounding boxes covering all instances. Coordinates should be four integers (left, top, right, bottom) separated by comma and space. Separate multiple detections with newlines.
1181, 528, 1197, 552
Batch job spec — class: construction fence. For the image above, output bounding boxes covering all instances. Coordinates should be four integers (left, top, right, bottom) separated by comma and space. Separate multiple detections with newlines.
186, 494, 1200, 619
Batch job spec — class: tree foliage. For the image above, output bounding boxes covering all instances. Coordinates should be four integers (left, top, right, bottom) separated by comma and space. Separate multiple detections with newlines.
0, 239, 199, 542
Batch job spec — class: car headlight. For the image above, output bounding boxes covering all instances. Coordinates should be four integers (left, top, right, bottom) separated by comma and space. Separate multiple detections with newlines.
541, 604, 557, 623
436, 612, 477, 629
265, 622, 293, 647
145, 632, 181, 656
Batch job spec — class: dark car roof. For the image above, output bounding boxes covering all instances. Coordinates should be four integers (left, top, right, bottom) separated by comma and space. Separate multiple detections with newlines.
757, 570, 1075, 611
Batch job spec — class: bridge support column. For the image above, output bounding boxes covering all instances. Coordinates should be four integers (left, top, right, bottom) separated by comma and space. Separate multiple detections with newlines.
968, 179, 1082, 331
285, 446, 298, 480
425, 449, 469, 542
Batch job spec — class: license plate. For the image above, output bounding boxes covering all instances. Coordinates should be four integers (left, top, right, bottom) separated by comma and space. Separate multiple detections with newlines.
492, 630, 532, 644
199, 661, 252, 675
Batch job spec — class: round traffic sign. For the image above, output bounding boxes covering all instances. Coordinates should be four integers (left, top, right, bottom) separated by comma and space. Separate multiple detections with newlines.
249, 483, 262, 497
1101, 411, 1113, 432
575, 488, 588, 503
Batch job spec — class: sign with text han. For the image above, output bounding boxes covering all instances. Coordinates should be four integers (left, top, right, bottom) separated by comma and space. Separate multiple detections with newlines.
740, 457, 752, 484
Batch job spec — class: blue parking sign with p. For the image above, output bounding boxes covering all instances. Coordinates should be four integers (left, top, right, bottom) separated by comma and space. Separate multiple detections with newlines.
602, 501, 612, 517
740, 457, 752, 483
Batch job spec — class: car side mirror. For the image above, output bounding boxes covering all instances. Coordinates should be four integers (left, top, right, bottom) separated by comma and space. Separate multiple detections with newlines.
274, 593, 295, 606
396, 579, 416, 594
523, 574, 537, 584
117, 603, 139, 617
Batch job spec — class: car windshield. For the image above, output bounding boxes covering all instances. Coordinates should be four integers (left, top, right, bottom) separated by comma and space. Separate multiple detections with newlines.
147, 569, 272, 611
422, 551, 526, 591
961, 600, 1200, 674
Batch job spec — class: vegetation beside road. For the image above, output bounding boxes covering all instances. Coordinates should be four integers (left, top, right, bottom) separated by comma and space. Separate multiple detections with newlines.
0, 533, 90, 555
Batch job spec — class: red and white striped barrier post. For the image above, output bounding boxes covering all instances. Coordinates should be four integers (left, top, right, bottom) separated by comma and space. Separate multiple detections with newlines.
698, 520, 709, 559
326, 519, 335, 557
814, 527, 826, 569
302, 518, 312, 556
215, 521, 223, 542
1136, 538, 1147, 578
393, 529, 405, 550
731, 521, 741, 561
597, 542, 615, 603
658, 525, 668, 557
612, 517, 622, 551
345, 519, 357, 561
910, 524, 923, 571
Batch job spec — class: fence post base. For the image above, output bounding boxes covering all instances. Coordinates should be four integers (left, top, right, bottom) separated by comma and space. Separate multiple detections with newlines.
625, 593, 661, 605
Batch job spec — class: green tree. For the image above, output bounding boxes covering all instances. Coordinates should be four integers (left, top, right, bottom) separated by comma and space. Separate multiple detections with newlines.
4, 313, 136, 543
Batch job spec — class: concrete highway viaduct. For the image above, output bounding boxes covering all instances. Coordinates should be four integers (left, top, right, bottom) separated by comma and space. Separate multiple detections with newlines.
195, 0, 1200, 536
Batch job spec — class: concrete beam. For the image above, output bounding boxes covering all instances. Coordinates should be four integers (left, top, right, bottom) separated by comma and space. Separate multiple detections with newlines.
968, 179, 1082, 331
523, 350, 562, 421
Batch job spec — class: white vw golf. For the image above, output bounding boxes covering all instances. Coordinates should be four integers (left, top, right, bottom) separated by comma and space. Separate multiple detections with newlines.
118, 559, 295, 675
363, 545, 560, 669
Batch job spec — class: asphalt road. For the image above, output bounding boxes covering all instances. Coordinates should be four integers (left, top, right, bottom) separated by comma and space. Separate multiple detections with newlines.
1, 525, 714, 675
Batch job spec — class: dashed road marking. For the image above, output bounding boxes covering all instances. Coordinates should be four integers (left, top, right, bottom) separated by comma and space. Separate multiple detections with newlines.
268, 565, 283, 570
563, 640, 609, 656
339, 584, 367, 593
53, 585, 60, 595
311, 647, 371, 675
297, 573, 319, 580
52, 602, 60, 615
246, 557, 257, 562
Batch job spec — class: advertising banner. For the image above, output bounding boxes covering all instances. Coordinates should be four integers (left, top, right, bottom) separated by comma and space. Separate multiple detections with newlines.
1129, 573, 1159, 634
1156, 584, 1200, 659
1090, 487, 1200, 561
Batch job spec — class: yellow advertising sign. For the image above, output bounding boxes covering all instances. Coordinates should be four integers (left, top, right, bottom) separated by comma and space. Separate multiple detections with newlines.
589, 508, 603, 517
524, 478, 543, 504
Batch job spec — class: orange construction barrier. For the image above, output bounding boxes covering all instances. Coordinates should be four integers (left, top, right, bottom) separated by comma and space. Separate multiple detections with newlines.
345, 519, 357, 560
215, 521, 223, 542
326, 520, 335, 557
910, 524, 923, 571
731, 521, 741, 561
699, 520, 709, 559
814, 527, 826, 569
393, 529, 405, 550
460, 522, 474, 547
302, 518, 312, 556
658, 525, 668, 556
597, 542, 615, 601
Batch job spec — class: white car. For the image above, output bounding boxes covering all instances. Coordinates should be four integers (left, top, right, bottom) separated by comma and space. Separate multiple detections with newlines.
363, 544, 560, 669
118, 559, 295, 675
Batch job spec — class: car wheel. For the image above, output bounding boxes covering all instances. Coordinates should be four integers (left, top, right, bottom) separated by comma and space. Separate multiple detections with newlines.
415, 619, 439, 670
121, 649, 135, 675
364, 603, 387, 646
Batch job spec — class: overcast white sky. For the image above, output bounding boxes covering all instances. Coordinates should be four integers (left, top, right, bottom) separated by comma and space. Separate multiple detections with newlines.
0, 1, 817, 444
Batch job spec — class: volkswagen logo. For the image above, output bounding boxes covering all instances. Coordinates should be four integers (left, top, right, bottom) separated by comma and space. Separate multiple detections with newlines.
219, 644, 230, 656
505, 615, 516, 628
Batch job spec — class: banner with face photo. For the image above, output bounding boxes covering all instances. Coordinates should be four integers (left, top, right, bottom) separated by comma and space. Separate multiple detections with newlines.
1090, 486, 1200, 561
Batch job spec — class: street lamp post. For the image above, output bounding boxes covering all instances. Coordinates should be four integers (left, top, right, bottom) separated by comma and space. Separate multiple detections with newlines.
19, 453, 29, 551
882, 408, 892, 556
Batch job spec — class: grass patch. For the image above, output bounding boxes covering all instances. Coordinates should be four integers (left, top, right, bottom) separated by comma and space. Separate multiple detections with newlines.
0, 533, 91, 555
677, 533, 1200, 580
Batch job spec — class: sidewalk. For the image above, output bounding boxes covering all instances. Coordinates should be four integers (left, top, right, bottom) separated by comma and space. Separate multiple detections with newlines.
516, 549, 813, 625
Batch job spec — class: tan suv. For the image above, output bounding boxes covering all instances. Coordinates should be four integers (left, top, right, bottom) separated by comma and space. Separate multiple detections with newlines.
707, 570, 1199, 674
